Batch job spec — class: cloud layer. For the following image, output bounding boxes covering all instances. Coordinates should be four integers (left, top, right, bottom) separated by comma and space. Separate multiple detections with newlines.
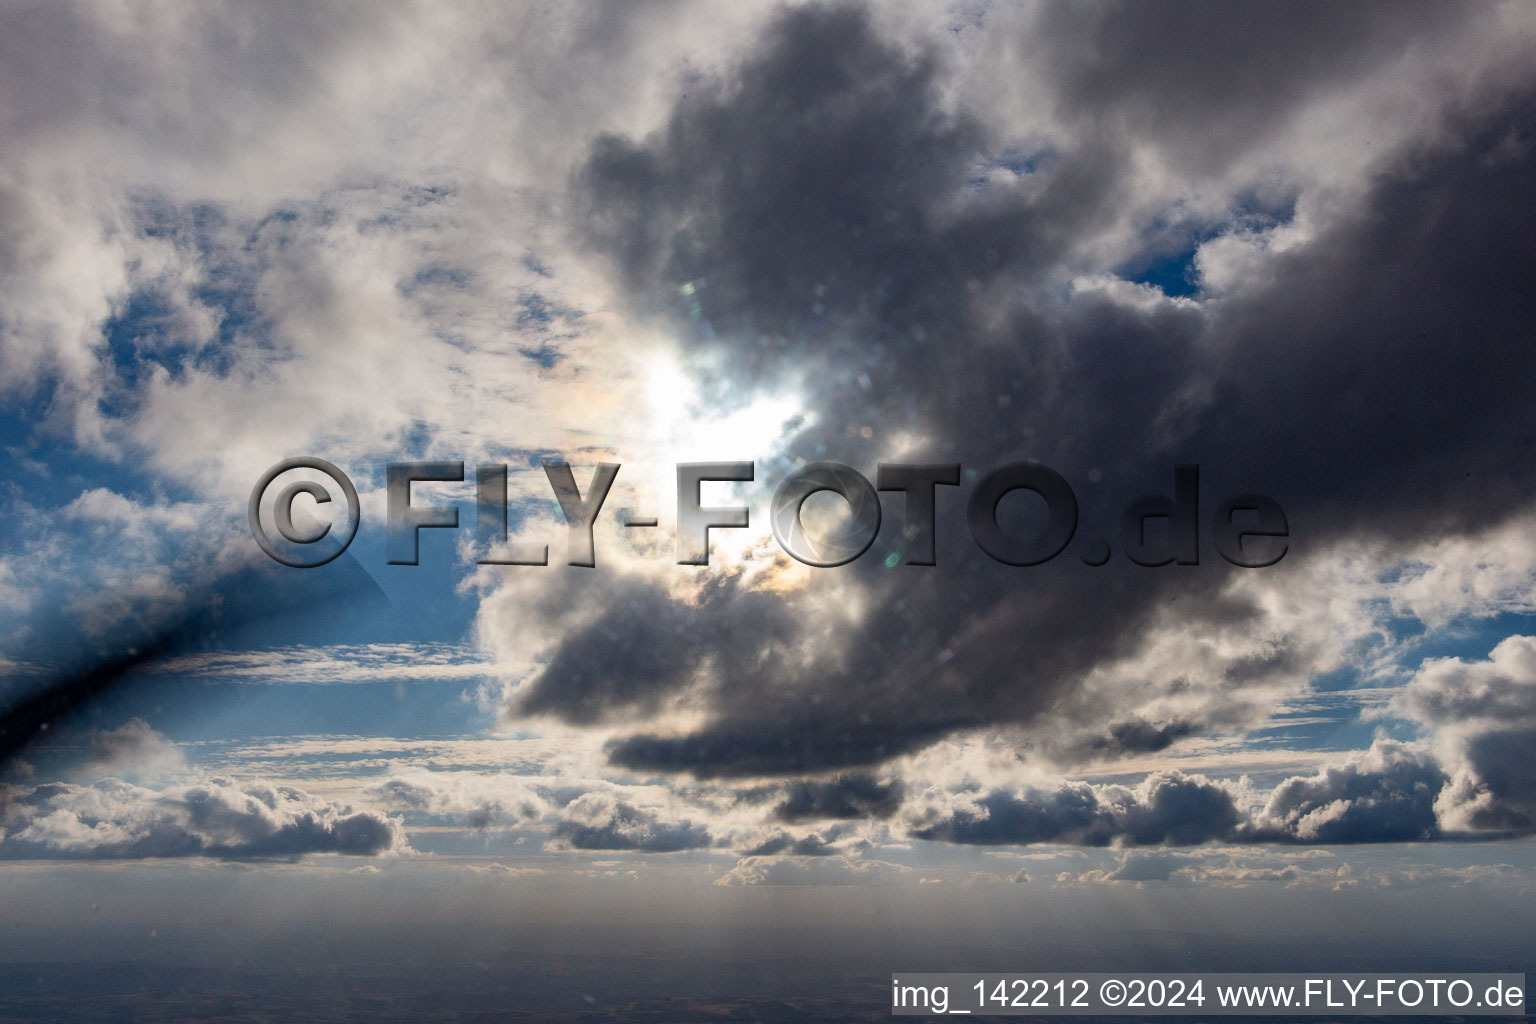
0, 776, 404, 860
2, 1, 1535, 875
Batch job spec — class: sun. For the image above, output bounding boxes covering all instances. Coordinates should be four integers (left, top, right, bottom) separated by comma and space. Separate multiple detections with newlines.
622, 348, 812, 561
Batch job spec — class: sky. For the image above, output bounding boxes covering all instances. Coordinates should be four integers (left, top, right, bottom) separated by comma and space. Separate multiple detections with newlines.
2, 0, 1536, 1018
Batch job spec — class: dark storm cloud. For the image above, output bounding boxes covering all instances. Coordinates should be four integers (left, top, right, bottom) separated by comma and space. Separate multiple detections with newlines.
772, 774, 903, 822
535, 1, 1536, 790
0, 777, 404, 860
1250, 741, 1446, 844
911, 773, 1242, 848
1029, 1, 1464, 168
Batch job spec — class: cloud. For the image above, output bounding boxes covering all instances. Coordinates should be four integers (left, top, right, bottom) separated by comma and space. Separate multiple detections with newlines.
1446, 727, 1536, 833
80, 718, 185, 780
741, 831, 840, 858
472, 0, 1536, 791
367, 771, 547, 829
1389, 635, 1536, 727
1071, 850, 1195, 886
1101, 851, 1188, 883
550, 791, 711, 853
1065, 853, 1359, 891
772, 774, 904, 822
1384, 637, 1536, 833
909, 772, 1242, 847
151, 644, 506, 685
1022, 1, 1468, 169
4, 0, 1536, 872
904, 717, 1529, 850
473, 862, 546, 877
714, 854, 909, 886
0, 561, 34, 615
1250, 740, 1446, 843
0, 776, 405, 860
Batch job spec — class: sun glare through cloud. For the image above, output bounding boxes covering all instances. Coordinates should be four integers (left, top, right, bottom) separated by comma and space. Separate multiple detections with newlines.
2, 1, 1535, 1019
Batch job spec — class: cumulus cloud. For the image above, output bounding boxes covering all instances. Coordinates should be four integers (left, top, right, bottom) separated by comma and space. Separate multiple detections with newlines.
899, 724, 1528, 851
1390, 635, 1536, 727
0, 776, 405, 860
1250, 740, 1446, 843
1384, 637, 1536, 833
551, 791, 711, 853
909, 772, 1243, 848
1064, 853, 1358, 891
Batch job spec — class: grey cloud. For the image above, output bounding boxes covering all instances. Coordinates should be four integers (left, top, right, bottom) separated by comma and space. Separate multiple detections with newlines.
1390, 635, 1536, 727
81, 717, 185, 779
910, 772, 1242, 848
575, 2, 989, 370
4, 0, 1529, 863
367, 772, 547, 830
514, 576, 805, 726
1103, 851, 1189, 883
1453, 727, 1536, 833
1027, 1, 1466, 170
606, 713, 971, 779
0, 776, 405, 860
743, 832, 837, 858
535, 0, 1536, 783
1068, 719, 1200, 761
1250, 741, 1445, 844
715, 854, 908, 886
908, 739, 1498, 849
0, 2, 399, 155
551, 792, 711, 853
772, 774, 904, 822
1384, 638, 1536, 835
